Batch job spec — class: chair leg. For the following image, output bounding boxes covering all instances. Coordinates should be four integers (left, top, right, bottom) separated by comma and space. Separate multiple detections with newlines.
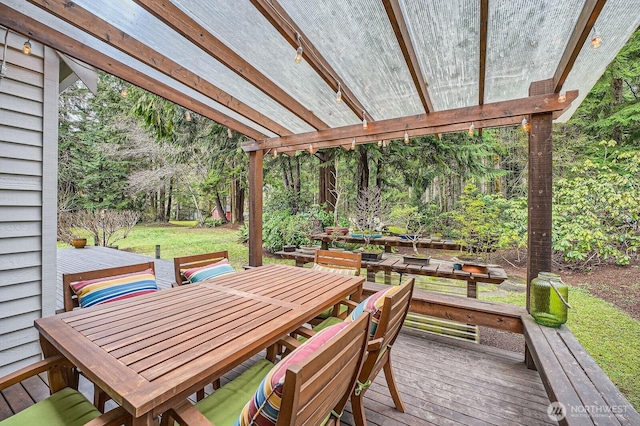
212, 378, 220, 390
382, 355, 405, 413
159, 412, 173, 426
350, 392, 367, 426
94, 385, 109, 413
196, 388, 205, 401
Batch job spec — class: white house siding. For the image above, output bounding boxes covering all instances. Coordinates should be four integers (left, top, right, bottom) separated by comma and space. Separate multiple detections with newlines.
0, 30, 58, 376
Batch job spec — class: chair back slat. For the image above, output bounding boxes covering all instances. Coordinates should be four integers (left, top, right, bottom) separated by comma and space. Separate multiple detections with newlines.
314, 249, 361, 275
278, 313, 370, 426
62, 262, 156, 312
173, 251, 229, 286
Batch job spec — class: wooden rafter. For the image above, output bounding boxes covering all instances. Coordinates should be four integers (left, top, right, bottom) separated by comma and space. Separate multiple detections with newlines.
249, 0, 369, 121
133, 0, 329, 131
243, 90, 578, 152
25, 0, 290, 136
553, 0, 607, 93
0, 4, 266, 141
383, 0, 434, 113
479, 0, 489, 105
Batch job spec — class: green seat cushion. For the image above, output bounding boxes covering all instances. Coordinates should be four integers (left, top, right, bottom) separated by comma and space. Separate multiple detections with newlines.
0, 387, 100, 426
313, 316, 344, 332
195, 359, 274, 426
315, 304, 348, 320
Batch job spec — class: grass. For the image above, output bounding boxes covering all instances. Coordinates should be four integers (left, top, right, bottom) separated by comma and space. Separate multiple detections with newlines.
483, 288, 640, 411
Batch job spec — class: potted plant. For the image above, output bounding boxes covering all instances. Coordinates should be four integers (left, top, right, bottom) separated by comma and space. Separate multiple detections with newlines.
350, 188, 388, 261
71, 237, 87, 249
390, 206, 430, 265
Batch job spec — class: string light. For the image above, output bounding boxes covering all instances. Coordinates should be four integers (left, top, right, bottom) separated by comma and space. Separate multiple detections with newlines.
558, 92, 567, 103
404, 131, 409, 144
383, 140, 388, 147
294, 33, 303, 63
377, 140, 382, 147
273, 148, 278, 158
351, 138, 356, 150
468, 123, 475, 137
22, 40, 31, 55
591, 27, 602, 49
227, 128, 233, 138
362, 111, 368, 129
521, 117, 530, 132
185, 111, 192, 121
308, 144, 317, 154
121, 88, 128, 98
336, 82, 342, 103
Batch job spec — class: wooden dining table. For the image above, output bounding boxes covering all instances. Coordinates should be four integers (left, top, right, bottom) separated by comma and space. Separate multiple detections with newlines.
35, 264, 364, 425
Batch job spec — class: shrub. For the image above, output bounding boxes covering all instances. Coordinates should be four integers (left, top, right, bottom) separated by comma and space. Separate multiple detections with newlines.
203, 217, 223, 228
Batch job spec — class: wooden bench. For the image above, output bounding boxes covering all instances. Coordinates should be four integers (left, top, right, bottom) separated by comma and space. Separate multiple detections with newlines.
522, 315, 640, 425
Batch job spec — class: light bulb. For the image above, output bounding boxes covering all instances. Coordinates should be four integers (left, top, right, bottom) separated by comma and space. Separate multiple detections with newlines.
336, 82, 342, 103
521, 117, 530, 132
362, 111, 368, 129
591, 33, 602, 49
227, 128, 233, 138
185, 111, 192, 121
273, 148, 278, 158
121, 88, 128, 98
351, 138, 356, 150
377, 140, 382, 147
295, 34, 303, 63
468, 123, 475, 137
23, 40, 32, 55
558, 92, 567, 103
308, 144, 317, 154
404, 131, 409, 144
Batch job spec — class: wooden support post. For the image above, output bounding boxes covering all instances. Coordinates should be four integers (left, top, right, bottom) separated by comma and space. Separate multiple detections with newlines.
466, 280, 477, 299
248, 150, 264, 267
367, 269, 376, 282
526, 79, 555, 312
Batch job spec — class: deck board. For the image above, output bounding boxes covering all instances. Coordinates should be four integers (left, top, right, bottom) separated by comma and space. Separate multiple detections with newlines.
0, 328, 555, 425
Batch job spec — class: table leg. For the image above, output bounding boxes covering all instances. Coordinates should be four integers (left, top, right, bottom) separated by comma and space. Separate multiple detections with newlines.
366, 269, 376, 282
384, 270, 391, 284
321, 241, 328, 250
39, 335, 74, 392
132, 412, 156, 426
466, 280, 477, 298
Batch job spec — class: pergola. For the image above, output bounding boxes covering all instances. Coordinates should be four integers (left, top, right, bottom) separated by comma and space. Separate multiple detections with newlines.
2, 0, 639, 308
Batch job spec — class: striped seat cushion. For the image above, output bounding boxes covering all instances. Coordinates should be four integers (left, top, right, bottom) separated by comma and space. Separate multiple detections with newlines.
182, 259, 235, 283
70, 268, 158, 308
312, 263, 358, 275
236, 322, 351, 426
346, 285, 402, 337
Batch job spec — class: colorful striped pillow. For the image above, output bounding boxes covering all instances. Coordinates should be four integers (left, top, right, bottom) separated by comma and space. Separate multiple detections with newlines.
346, 285, 402, 337
312, 263, 358, 275
236, 322, 350, 426
70, 269, 158, 308
182, 258, 235, 283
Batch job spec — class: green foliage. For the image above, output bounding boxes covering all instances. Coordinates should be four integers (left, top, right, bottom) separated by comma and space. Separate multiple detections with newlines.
203, 217, 224, 228
553, 142, 640, 265
262, 206, 332, 252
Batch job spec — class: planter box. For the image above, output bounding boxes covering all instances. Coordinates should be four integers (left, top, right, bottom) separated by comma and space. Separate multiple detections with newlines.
462, 263, 489, 274
298, 245, 319, 255
325, 227, 349, 235
283, 245, 296, 252
403, 255, 431, 266
361, 251, 383, 261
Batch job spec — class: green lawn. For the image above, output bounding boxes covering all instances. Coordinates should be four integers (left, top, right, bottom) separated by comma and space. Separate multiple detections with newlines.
483, 288, 640, 411
69, 223, 639, 410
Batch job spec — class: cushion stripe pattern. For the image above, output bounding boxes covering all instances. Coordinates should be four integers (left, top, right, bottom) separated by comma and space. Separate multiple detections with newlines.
236, 322, 351, 426
346, 286, 402, 337
70, 269, 158, 308
312, 263, 358, 275
183, 259, 235, 283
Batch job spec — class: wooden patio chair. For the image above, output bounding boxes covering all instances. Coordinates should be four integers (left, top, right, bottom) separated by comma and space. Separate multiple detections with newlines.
173, 251, 230, 287
311, 249, 362, 322
284, 278, 415, 426
62, 261, 157, 413
160, 313, 371, 426
0, 355, 130, 426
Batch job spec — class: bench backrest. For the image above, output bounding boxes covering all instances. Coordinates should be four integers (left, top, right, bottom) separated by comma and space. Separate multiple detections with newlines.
173, 251, 229, 286
314, 249, 361, 275
62, 261, 156, 312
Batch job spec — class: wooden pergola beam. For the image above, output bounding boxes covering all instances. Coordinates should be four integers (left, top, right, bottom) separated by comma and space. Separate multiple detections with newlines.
383, 0, 434, 113
25, 0, 291, 137
249, 0, 369, 121
478, 0, 489, 105
243, 90, 578, 152
553, 0, 607, 93
133, 0, 329, 131
0, 5, 267, 141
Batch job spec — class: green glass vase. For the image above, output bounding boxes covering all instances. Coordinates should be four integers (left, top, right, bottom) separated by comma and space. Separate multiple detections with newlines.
531, 272, 571, 327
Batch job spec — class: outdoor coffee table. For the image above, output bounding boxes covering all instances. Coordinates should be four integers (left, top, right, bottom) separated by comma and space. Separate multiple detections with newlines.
35, 264, 364, 426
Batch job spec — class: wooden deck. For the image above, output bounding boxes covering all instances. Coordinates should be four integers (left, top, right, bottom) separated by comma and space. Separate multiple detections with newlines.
42, 247, 555, 425
0, 327, 554, 425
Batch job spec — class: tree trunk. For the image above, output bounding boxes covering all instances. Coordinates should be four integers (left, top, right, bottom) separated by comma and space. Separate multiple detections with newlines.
294, 156, 301, 195
215, 192, 229, 224
157, 185, 166, 222
234, 179, 244, 223
166, 178, 173, 221
611, 77, 623, 141
318, 152, 336, 213
357, 146, 369, 194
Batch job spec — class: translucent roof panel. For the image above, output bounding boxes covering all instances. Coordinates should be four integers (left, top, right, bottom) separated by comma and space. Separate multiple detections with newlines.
401, 0, 479, 111
485, 0, 585, 104
557, 0, 640, 122
4, 0, 278, 138
278, 0, 425, 121
172, 0, 360, 129
73, 0, 315, 135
